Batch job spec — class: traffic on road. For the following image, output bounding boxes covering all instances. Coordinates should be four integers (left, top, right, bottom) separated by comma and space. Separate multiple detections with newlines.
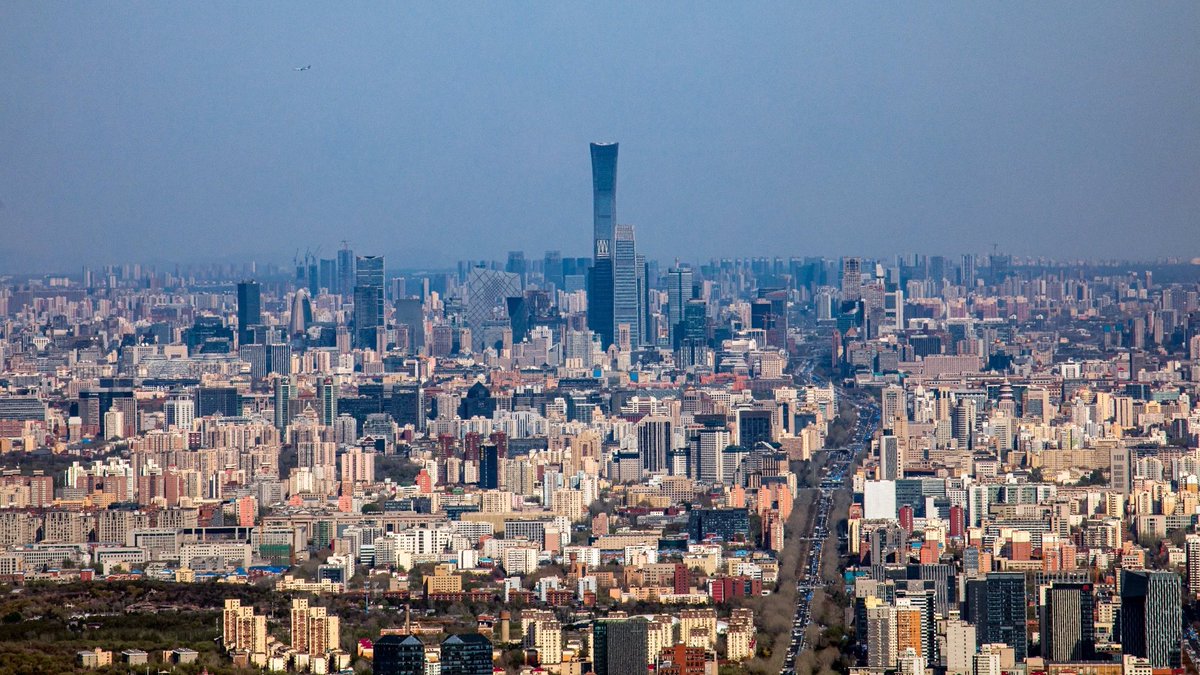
781, 388, 879, 675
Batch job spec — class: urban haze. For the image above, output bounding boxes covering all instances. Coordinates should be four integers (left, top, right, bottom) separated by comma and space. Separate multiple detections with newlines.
1, 4, 1198, 272
1, 5, 1200, 675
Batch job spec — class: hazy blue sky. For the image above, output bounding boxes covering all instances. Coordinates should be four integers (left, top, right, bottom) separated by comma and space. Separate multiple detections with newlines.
1, 3, 1197, 272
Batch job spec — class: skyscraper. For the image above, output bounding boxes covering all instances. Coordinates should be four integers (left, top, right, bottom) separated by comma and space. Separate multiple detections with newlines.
677, 299, 709, 367
613, 223, 641, 348
317, 377, 336, 427
479, 443, 499, 490
666, 265, 694, 348
164, 398, 195, 431
337, 244, 355, 297
750, 299, 775, 343
1120, 570, 1181, 667
981, 572, 1027, 661
289, 288, 313, 335
505, 250, 527, 286
842, 256, 863, 301
393, 297, 424, 354
465, 266, 522, 351
880, 435, 901, 481
759, 288, 788, 348
354, 255, 385, 349
196, 386, 240, 418
273, 375, 293, 433
593, 618, 648, 675
236, 280, 261, 347
1041, 582, 1094, 663
638, 255, 651, 346
637, 415, 672, 473
543, 250, 563, 290
319, 257, 336, 294
587, 142, 617, 349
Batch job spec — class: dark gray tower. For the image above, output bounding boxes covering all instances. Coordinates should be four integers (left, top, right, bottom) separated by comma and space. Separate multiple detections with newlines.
1120, 569, 1181, 667
353, 255, 385, 349
337, 244, 355, 297
236, 280, 261, 347
667, 266, 694, 348
1041, 581, 1095, 663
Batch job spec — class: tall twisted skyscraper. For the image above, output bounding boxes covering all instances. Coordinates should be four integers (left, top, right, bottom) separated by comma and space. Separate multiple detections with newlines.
588, 142, 618, 349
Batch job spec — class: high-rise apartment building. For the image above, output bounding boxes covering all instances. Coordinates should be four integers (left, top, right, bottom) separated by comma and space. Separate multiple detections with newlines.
1187, 536, 1200, 595
222, 599, 267, 656
290, 598, 339, 656
866, 599, 897, 668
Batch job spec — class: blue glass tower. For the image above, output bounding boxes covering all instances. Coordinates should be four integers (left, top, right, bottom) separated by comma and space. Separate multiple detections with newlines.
588, 142, 618, 349
613, 223, 640, 347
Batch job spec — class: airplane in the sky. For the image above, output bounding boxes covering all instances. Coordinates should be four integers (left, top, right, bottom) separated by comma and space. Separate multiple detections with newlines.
294, 65, 311, 71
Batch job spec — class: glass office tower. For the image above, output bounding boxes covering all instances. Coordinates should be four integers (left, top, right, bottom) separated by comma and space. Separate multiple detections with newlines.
613, 223, 640, 348
337, 244, 355, 297
587, 142, 617, 349
667, 266, 694, 348
353, 255, 385, 349
236, 280, 261, 347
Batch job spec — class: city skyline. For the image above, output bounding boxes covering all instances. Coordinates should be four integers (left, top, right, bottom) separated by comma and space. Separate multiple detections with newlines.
3, 5, 1200, 675
2, 4, 1198, 273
